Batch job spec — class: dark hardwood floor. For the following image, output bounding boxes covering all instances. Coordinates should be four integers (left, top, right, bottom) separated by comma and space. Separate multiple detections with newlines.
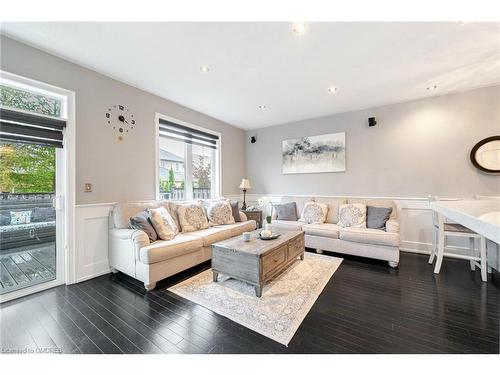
1, 251, 499, 354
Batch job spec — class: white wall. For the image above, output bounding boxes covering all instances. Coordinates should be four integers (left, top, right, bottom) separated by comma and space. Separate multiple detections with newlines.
246, 85, 500, 198
3, 36, 498, 283
1, 35, 247, 204
244, 86, 500, 269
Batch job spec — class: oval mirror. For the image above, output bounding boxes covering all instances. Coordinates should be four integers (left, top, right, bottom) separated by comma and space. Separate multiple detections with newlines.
470, 136, 500, 174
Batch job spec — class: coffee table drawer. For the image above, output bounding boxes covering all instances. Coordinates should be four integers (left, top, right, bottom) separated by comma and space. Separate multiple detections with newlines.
287, 235, 304, 260
262, 245, 287, 278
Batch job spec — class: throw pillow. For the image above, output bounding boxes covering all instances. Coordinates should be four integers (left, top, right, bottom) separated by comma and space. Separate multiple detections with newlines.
230, 201, 241, 222
0, 213, 11, 226
176, 202, 209, 233
149, 206, 178, 240
274, 202, 298, 221
366, 206, 393, 230
338, 203, 367, 228
207, 200, 235, 226
31, 207, 56, 223
10, 210, 32, 225
298, 201, 328, 224
129, 210, 158, 242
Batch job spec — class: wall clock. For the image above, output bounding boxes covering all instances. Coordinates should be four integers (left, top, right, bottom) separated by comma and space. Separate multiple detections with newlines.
470, 136, 500, 174
105, 104, 136, 141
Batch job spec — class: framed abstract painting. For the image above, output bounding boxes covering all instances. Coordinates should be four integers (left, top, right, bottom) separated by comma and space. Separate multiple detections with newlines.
282, 132, 346, 174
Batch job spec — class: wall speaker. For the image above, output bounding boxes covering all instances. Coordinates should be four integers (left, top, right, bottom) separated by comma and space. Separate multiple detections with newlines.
368, 117, 377, 127
250, 136, 257, 144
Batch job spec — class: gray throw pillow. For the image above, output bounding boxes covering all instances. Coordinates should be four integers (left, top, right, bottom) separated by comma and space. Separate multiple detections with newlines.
230, 201, 241, 222
31, 207, 56, 223
129, 210, 158, 242
274, 202, 298, 221
0, 213, 10, 226
366, 206, 392, 230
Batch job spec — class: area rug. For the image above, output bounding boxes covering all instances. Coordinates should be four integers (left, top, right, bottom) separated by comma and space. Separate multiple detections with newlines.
167, 252, 342, 346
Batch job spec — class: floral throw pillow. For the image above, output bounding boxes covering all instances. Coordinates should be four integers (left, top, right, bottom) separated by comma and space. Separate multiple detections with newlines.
176, 203, 209, 233
10, 210, 32, 225
207, 200, 235, 226
338, 203, 367, 228
298, 201, 328, 224
149, 206, 179, 240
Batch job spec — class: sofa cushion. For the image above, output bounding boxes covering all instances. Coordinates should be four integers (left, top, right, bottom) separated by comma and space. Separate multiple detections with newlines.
302, 223, 340, 239
222, 220, 257, 237
139, 234, 203, 264
366, 206, 392, 230
160, 201, 183, 232
176, 202, 210, 233
10, 210, 32, 225
188, 226, 233, 247
339, 227, 400, 247
347, 198, 397, 220
230, 201, 241, 222
271, 220, 303, 231
338, 203, 367, 228
129, 210, 158, 242
31, 207, 56, 223
206, 199, 235, 226
314, 197, 347, 224
298, 201, 328, 224
113, 200, 162, 229
273, 202, 298, 221
149, 206, 178, 240
273, 196, 314, 220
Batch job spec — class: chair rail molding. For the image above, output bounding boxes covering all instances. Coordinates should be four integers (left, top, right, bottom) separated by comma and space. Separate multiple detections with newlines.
71, 194, 499, 283
245, 193, 499, 271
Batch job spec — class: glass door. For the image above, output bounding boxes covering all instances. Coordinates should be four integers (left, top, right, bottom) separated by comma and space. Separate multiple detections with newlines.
0, 73, 67, 301
0, 142, 59, 294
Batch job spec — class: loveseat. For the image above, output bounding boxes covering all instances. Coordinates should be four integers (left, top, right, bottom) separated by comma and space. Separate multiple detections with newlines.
109, 199, 256, 290
271, 196, 400, 267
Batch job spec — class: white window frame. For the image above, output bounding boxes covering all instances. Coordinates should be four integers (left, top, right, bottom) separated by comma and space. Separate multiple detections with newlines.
155, 113, 222, 200
0, 70, 76, 303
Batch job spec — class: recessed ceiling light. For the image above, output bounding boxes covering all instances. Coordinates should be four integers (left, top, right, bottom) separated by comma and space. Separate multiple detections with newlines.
258, 105, 267, 110
328, 86, 338, 94
199, 65, 210, 73
426, 85, 438, 91
292, 22, 307, 35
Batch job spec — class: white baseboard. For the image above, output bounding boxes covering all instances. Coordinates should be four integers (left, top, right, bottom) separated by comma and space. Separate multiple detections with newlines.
76, 269, 112, 283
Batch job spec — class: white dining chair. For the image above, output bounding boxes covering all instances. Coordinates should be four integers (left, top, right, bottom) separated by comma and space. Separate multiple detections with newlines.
428, 196, 487, 282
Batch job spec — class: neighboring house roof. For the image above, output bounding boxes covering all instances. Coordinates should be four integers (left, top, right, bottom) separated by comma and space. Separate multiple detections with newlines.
160, 149, 184, 163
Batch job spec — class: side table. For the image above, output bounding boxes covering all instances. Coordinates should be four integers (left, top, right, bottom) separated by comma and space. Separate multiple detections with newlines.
242, 210, 263, 229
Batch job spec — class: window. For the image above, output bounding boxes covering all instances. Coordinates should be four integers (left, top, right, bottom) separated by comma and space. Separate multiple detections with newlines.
0, 81, 65, 118
157, 115, 220, 200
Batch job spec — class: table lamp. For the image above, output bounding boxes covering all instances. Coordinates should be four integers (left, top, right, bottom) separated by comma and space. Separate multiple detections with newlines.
239, 178, 251, 210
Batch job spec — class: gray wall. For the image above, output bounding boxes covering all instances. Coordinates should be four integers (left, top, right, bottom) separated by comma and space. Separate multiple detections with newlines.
246, 85, 500, 198
1, 36, 246, 204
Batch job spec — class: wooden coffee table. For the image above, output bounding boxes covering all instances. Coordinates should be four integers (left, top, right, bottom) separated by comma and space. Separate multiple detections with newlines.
211, 230, 305, 297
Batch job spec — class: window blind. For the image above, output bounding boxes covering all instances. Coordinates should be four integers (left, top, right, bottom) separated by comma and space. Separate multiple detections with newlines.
158, 118, 218, 149
0, 108, 66, 148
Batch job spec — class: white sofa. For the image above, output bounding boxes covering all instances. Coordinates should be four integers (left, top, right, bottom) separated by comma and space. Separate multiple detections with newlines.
271, 196, 400, 267
108, 199, 256, 291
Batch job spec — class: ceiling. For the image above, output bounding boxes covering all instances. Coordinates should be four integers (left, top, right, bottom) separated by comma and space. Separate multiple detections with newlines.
2, 22, 499, 130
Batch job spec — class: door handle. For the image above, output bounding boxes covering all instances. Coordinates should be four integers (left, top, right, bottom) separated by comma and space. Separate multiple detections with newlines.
52, 195, 64, 210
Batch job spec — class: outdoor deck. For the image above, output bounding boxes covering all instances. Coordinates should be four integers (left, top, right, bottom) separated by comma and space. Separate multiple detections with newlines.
0, 243, 56, 294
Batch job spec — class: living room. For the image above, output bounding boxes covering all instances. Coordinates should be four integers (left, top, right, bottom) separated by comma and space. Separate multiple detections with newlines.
0, 0, 499, 372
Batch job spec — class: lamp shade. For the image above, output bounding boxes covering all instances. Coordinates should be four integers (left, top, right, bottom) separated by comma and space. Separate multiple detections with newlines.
239, 178, 251, 190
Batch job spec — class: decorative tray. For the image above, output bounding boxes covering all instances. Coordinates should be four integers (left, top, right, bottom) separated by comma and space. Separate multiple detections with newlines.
258, 233, 281, 240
